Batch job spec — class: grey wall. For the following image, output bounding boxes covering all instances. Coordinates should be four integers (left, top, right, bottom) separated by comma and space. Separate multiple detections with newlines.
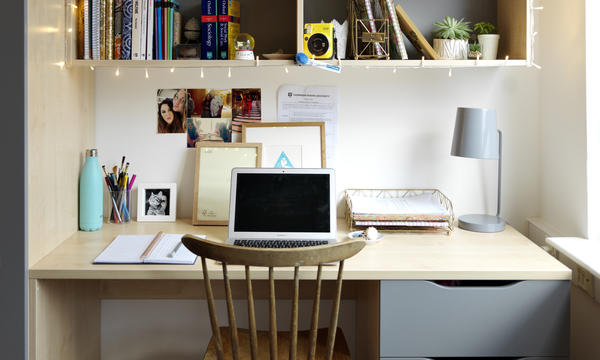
0, 0, 26, 359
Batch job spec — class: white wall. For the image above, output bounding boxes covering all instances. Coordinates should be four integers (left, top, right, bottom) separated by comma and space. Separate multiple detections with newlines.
96, 65, 541, 232
538, 0, 587, 238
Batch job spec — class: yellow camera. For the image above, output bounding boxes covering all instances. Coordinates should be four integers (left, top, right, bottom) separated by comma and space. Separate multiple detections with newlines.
303, 23, 335, 60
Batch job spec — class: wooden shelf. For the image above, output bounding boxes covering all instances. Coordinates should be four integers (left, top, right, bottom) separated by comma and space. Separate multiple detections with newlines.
71, 58, 529, 69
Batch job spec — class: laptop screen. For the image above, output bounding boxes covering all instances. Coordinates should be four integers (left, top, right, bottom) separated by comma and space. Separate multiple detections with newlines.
233, 173, 331, 233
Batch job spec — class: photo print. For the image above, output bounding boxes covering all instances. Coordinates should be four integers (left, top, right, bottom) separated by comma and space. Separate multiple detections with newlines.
145, 188, 170, 216
187, 117, 232, 146
156, 89, 187, 134
187, 88, 232, 118
232, 88, 262, 136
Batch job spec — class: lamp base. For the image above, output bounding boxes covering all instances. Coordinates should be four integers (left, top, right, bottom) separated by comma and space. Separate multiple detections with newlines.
458, 214, 506, 233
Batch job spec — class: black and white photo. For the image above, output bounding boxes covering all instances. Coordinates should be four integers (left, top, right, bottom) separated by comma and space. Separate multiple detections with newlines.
137, 183, 177, 222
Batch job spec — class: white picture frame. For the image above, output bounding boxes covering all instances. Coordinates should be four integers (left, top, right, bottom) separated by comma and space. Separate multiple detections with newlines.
242, 122, 326, 168
137, 183, 177, 222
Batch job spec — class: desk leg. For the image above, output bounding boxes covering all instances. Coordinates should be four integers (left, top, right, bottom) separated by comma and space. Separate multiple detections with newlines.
355, 280, 380, 360
29, 279, 100, 360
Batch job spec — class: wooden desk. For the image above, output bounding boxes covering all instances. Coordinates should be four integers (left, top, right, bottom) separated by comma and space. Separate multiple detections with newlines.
28, 220, 571, 360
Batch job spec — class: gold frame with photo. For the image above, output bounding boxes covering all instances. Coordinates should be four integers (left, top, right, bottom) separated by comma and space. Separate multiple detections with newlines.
241, 122, 326, 168
192, 142, 262, 225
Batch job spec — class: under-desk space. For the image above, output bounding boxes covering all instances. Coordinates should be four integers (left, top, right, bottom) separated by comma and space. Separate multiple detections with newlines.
28, 220, 571, 360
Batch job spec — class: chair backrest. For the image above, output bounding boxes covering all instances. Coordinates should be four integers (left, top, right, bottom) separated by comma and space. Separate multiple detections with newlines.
182, 235, 365, 360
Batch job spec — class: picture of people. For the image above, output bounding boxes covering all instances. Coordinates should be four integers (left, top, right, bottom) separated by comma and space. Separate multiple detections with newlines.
187, 89, 232, 118
156, 89, 187, 133
187, 117, 232, 147
232, 88, 262, 135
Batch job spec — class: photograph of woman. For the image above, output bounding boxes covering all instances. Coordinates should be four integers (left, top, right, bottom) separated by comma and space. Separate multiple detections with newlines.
156, 89, 186, 134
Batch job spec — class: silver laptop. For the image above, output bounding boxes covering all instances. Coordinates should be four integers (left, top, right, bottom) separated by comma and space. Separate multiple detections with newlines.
227, 168, 337, 247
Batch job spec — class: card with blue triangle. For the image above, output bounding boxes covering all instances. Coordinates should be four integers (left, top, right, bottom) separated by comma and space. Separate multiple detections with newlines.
274, 151, 295, 168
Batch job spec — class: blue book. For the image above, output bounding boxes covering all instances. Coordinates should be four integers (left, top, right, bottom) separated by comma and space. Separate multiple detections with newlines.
121, 0, 133, 59
217, 0, 239, 60
201, 0, 217, 60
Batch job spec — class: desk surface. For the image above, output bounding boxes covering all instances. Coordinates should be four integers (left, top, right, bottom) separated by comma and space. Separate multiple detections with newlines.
29, 219, 571, 281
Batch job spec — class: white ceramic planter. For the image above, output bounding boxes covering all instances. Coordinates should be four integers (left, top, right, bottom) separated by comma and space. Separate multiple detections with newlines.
478, 34, 500, 60
433, 39, 469, 60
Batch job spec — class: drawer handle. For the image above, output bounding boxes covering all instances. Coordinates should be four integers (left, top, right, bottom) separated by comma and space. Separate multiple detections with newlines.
430, 280, 523, 288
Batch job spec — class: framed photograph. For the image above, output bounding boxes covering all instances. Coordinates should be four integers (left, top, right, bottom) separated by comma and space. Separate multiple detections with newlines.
242, 122, 326, 168
193, 142, 262, 225
137, 183, 177, 222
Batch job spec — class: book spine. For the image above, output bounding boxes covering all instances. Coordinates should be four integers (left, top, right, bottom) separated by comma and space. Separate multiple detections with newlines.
84, 0, 90, 59
121, 0, 132, 59
100, 0, 106, 59
173, 3, 181, 46
167, 0, 172, 60
114, 0, 123, 59
155, 1, 162, 60
217, 0, 227, 60
131, 0, 141, 59
384, 0, 407, 59
106, 0, 114, 59
162, 0, 167, 60
146, 0, 154, 60
92, 0, 100, 59
201, 0, 217, 60
77, 0, 84, 59
140, 0, 147, 59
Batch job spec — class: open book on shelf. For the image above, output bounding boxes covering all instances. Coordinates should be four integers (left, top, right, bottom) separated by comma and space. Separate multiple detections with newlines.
93, 232, 203, 264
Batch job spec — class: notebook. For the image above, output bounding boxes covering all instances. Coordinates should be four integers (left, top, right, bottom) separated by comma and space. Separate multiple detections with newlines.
93, 232, 202, 264
227, 168, 337, 246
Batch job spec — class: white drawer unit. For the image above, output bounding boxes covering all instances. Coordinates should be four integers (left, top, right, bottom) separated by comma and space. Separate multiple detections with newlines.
380, 280, 570, 358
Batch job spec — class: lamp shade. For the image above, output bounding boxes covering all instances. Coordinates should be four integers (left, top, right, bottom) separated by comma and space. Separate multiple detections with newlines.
451, 107, 499, 159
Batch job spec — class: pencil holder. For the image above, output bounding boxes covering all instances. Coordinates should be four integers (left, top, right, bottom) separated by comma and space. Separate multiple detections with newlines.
107, 189, 131, 224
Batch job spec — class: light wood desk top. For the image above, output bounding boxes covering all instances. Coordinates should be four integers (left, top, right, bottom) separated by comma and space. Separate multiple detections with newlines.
29, 219, 571, 281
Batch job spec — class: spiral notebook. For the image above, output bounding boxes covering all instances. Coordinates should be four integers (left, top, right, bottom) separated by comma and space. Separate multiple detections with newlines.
93, 232, 202, 264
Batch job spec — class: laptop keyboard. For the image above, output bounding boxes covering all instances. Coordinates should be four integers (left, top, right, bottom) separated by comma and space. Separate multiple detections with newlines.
233, 240, 329, 248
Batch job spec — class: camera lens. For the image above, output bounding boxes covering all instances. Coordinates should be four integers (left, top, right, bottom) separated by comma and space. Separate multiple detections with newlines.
307, 33, 329, 57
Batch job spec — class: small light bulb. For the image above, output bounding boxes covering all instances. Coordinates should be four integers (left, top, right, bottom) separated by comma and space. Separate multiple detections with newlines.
56, 61, 65, 70
115, 67, 120, 76
448, 68, 452, 78
67, 28, 72, 33
70, 3, 78, 9
366, 65, 370, 70
285, 67, 289, 74
170, 67, 174, 73
393, 67, 397, 73
200, 68, 204, 79
227, 67, 231, 78
145, 68, 149, 79
90, 66, 94, 71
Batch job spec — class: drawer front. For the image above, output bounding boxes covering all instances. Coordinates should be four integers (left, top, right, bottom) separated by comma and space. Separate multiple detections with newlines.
380, 280, 570, 358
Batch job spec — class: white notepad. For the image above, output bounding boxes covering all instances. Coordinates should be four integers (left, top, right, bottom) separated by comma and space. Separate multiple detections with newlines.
93, 233, 204, 264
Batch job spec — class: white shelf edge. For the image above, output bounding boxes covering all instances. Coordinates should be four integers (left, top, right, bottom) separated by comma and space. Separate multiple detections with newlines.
70, 59, 530, 69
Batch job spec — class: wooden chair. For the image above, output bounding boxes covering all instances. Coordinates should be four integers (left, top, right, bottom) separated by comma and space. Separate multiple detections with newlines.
182, 235, 366, 360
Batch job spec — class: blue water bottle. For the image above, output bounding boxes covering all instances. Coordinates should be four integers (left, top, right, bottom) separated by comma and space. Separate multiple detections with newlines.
79, 149, 103, 231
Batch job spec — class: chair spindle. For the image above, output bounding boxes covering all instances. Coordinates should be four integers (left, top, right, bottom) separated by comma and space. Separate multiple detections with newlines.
202, 257, 224, 360
222, 263, 240, 360
326, 260, 345, 360
289, 266, 300, 360
245, 265, 258, 360
308, 265, 323, 360
269, 266, 278, 360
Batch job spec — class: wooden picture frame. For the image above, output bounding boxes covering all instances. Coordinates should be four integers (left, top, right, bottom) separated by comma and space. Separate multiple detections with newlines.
242, 122, 326, 168
137, 183, 177, 222
193, 142, 262, 225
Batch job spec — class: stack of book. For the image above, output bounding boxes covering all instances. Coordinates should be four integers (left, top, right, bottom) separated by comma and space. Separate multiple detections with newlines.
76, 0, 240, 60
77, 0, 182, 60
345, 189, 455, 234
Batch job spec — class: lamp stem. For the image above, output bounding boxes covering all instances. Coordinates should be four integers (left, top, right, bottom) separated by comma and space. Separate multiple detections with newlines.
497, 130, 502, 217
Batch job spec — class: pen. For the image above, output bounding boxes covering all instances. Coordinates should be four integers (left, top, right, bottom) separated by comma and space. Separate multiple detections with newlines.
167, 241, 183, 258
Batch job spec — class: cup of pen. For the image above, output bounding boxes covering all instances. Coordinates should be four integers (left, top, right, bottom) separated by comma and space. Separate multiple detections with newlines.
108, 189, 131, 224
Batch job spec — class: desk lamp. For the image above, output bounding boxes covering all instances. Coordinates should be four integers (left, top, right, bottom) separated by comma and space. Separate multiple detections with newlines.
451, 107, 505, 232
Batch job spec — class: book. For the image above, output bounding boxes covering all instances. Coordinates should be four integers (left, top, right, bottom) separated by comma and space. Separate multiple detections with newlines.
140, 0, 147, 59
92, 0, 101, 59
121, 0, 133, 59
173, 2, 181, 48
106, 0, 114, 59
114, 0, 123, 59
77, 0, 84, 59
131, 0, 142, 59
93, 232, 203, 264
146, 0, 154, 59
155, 0, 162, 59
84, 0, 91, 59
201, 0, 217, 60
100, 0, 106, 59
217, 0, 240, 60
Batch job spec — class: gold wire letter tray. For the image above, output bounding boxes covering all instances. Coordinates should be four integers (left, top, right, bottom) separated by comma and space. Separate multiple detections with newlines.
345, 189, 455, 234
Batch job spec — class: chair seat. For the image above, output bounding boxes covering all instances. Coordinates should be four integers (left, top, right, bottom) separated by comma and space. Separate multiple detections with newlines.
204, 327, 351, 360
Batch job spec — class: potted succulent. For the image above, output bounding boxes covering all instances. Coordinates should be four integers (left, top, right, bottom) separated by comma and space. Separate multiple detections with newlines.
469, 42, 482, 59
432, 16, 472, 60
474, 22, 500, 60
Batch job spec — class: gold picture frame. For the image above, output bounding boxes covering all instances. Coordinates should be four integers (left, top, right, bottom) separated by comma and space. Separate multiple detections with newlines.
192, 142, 262, 225
242, 122, 326, 168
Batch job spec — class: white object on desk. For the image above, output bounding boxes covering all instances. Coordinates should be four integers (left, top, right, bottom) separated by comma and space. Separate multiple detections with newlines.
94, 233, 205, 264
